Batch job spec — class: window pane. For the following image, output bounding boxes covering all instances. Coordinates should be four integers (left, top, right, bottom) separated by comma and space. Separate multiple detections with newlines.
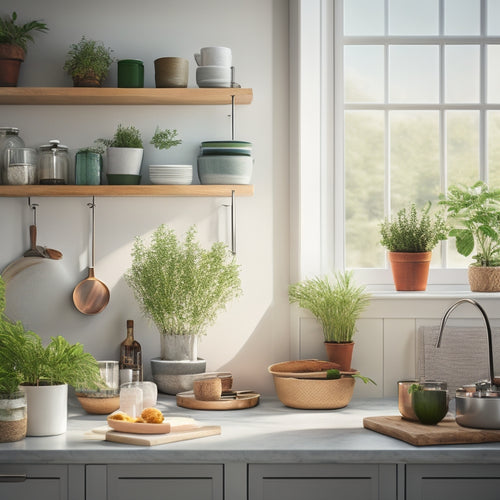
345, 45, 384, 103
345, 111, 385, 269
389, 0, 438, 35
487, 0, 500, 35
445, 0, 480, 35
488, 111, 500, 187
344, 0, 384, 35
487, 45, 500, 103
389, 45, 439, 103
445, 45, 480, 103
390, 111, 440, 212
447, 111, 479, 186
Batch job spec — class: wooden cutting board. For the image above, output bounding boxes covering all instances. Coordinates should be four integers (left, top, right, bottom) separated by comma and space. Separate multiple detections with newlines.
363, 415, 500, 446
105, 425, 221, 446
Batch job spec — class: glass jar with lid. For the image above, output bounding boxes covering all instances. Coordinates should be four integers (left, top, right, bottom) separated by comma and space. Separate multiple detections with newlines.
0, 127, 25, 184
38, 140, 70, 185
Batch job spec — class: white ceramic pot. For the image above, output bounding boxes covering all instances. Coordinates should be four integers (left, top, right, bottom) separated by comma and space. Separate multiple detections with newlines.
21, 383, 68, 436
106, 147, 143, 175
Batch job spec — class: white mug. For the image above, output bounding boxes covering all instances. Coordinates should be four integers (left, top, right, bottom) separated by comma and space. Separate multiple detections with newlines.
194, 46, 232, 67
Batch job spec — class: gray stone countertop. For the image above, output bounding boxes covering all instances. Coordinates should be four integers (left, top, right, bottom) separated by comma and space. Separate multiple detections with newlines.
1, 396, 500, 465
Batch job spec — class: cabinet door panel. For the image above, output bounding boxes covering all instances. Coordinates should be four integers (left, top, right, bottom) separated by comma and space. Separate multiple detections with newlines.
107, 464, 223, 500
407, 464, 500, 500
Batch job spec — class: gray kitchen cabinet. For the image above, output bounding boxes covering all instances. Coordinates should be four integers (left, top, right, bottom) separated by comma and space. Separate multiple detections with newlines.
0, 464, 84, 500
105, 464, 224, 500
248, 463, 397, 500
406, 464, 500, 500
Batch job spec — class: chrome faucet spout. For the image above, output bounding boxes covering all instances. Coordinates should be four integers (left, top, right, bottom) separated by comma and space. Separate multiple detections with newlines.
436, 298, 495, 386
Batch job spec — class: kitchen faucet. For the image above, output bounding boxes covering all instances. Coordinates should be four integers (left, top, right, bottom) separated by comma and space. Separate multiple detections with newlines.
436, 298, 496, 388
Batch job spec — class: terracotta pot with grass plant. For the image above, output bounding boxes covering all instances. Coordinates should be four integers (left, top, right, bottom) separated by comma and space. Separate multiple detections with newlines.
288, 271, 370, 371
380, 202, 448, 291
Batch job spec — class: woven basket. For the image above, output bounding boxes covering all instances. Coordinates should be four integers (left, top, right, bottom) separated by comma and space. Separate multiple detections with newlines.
268, 359, 340, 379
468, 265, 500, 292
271, 375, 355, 409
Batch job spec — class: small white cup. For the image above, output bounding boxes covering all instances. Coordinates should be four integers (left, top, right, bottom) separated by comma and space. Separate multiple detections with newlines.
119, 385, 143, 418
194, 46, 232, 67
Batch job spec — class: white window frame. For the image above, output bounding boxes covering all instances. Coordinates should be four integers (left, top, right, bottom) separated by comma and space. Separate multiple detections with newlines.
290, 0, 500, 291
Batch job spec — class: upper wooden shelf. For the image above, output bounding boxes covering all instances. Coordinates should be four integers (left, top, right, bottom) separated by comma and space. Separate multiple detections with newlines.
0, 87, 253, 105
0, 185, 254, 198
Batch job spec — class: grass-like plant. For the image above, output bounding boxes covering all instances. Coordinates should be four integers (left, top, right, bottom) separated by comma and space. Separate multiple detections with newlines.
63, 36, 114, 85
125, 225, 242, 336
288, 271, 370, 343
0, 276, 102, 392
98, 124, 143, 149
439, 181, 500, 267
379, 202, 448, 253
0, 11, 48, 52
150, 127, 182, 150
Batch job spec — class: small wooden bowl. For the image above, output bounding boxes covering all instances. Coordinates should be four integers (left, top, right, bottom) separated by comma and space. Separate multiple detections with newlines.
76, 394, 120, 414
193, 378, 222, 401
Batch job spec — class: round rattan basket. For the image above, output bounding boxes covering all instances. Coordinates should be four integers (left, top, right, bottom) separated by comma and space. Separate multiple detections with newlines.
271, 375, 355, 409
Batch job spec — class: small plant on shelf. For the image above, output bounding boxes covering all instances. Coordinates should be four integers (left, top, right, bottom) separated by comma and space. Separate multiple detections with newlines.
0, 11, 48, 51
98, 124, 143, 149
150, 127, 182, 150
63, 36, 114, 87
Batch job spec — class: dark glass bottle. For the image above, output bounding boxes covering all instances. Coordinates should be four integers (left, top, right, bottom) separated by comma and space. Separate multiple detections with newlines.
119, 320, 143, 384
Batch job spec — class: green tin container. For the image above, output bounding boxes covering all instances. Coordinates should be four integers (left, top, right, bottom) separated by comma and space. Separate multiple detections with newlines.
118, 59, 144, 88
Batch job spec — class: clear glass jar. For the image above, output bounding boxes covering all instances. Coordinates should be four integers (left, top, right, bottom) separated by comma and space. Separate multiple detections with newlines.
0, 127, 25, 184
4, 147, 38, 185
38, 140, 69, 184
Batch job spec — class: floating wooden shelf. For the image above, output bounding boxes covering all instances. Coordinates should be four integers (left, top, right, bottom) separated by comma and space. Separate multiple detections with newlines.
0, 185, 254, 198
0, 87, 253, 105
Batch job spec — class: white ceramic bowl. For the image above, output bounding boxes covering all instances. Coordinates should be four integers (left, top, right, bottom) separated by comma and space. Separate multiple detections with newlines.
196, 65, 231, 88
197, 155, 253, 184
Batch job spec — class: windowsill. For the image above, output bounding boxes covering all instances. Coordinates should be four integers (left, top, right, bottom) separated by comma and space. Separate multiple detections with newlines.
367, 288, 500, 300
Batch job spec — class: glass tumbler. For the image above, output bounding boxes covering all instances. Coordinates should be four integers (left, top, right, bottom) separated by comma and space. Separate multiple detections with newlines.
98, 360, 119, 396
4, 147, 38, 185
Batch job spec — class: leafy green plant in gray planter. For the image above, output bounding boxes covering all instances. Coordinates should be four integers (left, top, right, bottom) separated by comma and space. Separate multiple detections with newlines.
379, 202, 448, 291
98, 124, 144, 183
125, 225, 241, 393
63, 36, 114, 87
0, 11, 48, 86
0, 276, 102, 436
288, 271, 370, 371
439, 181, 500, 291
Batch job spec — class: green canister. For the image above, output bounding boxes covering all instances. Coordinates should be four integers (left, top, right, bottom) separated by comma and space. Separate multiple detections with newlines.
75, 151, 102, 185
118, 59, 144, 88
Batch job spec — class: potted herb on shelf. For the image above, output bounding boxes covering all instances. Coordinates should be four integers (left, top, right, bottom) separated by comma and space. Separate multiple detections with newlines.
288, 271, 370, 371
379, 202, 448, 291
125, 224, 241, 394
439, 181, 500, 292
63, 36, 114, 87
149, 127, 191, 185
0, 11, 48, 86
98, 124, 144, 184
0, 277, 102, 436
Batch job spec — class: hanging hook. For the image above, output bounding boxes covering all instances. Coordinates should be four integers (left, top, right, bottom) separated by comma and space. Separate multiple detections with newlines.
87, 195, 96, 209
27, 197, 39, 225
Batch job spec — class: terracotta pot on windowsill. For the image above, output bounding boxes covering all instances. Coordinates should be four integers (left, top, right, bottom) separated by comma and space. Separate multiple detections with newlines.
388, 251, 432, 291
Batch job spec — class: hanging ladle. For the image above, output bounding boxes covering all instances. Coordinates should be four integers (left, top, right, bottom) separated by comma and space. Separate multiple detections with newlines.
72, 198, 110, 315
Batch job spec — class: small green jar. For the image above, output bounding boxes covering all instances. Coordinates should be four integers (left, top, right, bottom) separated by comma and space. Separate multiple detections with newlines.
118, 59, 144, 88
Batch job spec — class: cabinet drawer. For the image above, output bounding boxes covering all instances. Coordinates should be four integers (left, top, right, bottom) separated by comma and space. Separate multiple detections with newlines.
107, 464, 223, 500
406, 464, 500, 500
249, 463, 396, 500
0, 464, 68, 500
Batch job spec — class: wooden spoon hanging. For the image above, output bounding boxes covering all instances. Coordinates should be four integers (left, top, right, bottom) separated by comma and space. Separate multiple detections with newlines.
72, 199, 110, 315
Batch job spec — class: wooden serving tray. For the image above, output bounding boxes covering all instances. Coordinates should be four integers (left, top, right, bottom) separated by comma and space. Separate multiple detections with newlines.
363, 415, 500, 446
176, 390, 260, 410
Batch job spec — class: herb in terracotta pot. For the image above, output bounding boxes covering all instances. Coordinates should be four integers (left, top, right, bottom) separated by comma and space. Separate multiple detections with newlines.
63, 36, 114, 87
0, 11, 48, 86
288, 271, 370, 371
379, 202, 448, 291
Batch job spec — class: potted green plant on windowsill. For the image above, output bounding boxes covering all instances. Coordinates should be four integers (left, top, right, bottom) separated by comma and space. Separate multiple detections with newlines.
125, 224, 241, 394
439, 181, 500, 292
97, 124, 144, 184
0, 11, 48, 86
63, 36, 114, 87
148, 127, 191, 185
379, 202, 448, 291
0, 277, 102, 437
288, 271, 370, 371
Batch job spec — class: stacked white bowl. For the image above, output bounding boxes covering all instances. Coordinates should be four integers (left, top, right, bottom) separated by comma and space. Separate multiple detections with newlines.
194, 46, 232, 88
149, 165, 193, 185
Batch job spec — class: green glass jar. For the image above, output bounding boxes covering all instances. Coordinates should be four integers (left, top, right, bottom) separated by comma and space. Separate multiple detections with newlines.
411, 381, 448, 425
118, 59, 144, 88
75, 151, 102, 185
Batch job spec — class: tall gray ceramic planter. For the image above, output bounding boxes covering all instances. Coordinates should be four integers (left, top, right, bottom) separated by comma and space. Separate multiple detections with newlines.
160, 333, 197, 361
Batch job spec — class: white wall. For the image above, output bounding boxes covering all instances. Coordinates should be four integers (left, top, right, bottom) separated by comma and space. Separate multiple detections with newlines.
0, 0, 290, 395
